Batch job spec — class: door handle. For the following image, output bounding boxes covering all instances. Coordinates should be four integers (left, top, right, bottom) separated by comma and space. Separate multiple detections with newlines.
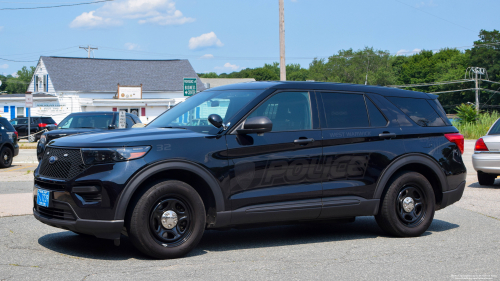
294, 138, 315, 144
379, 132, 396, 139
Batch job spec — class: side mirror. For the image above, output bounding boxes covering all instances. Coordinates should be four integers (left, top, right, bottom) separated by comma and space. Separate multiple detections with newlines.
208, 114, 223, 128
237, 116, 273, 134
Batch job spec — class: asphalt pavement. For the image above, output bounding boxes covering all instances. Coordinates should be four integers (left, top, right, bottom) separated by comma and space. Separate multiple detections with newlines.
0, 141, 498, 280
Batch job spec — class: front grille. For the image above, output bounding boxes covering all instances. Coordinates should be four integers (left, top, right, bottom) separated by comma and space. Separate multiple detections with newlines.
34, 179, 66, 191
39, 147, 88, 180
34, 200, 77, 221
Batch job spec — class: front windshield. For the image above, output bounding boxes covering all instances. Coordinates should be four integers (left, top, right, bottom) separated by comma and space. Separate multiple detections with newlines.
148, 90, 262, 134
58, 114, 115, 129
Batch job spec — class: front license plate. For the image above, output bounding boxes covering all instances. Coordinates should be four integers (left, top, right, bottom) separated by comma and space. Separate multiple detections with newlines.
37, 189, 50, 207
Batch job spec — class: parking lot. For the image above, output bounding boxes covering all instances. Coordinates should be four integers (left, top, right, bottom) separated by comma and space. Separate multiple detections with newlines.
0, 140, 499, 280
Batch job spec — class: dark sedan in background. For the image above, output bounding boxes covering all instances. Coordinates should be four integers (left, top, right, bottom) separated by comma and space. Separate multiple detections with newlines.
37, 111, 142, 160
10, 116, 57, 141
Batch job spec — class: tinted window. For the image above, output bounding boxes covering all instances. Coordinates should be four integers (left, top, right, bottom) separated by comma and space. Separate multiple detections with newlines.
132, 115, 142, 123
41, 117, 55, 124
10, 118, 27, 125
388, 97, 445, 127
248, 92, 312, 132
0, 119, 14, 130
321, 92, 369, 128
58, 114, 114, 129
366, 98, 387, 127
428, 99, 452, 126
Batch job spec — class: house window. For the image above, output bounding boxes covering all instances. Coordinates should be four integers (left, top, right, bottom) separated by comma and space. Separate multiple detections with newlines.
17, 107, 25, 118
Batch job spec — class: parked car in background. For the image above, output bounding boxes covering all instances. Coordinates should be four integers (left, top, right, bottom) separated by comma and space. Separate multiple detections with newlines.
37, 111, 142, 160
0, 117, 19, 168
10, 116, 57, 142
472, 117, 500, 185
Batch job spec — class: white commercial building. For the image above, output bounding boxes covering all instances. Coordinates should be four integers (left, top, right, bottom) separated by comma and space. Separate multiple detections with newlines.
0, 56, 206, 123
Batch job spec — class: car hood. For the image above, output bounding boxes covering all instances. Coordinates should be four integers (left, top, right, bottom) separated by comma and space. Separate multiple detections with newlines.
48, 127, 207, 148
45, 128, 103, 140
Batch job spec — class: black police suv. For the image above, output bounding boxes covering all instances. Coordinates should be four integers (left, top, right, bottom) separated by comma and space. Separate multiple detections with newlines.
10, 116, 57, 141
37, 111, 143, 160
33, 82, 466, 259
0, 117, 19, 168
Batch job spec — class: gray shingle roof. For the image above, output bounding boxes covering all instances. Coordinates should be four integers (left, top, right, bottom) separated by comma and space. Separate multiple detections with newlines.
41, 56, 205, 92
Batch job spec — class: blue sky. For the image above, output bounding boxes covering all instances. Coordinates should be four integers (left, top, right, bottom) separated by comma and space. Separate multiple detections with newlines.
0, 0, 499, 76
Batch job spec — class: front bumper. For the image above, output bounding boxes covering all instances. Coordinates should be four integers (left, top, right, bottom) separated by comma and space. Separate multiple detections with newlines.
33, 209, 123, 239
472, 153, 500, 174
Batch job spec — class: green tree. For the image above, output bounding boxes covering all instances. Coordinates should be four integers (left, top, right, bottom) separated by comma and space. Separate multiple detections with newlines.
4, 66, 35, 94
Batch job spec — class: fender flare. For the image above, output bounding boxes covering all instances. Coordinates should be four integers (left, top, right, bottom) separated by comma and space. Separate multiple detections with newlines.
114, 160, 225, 220
373, 153, 449, 199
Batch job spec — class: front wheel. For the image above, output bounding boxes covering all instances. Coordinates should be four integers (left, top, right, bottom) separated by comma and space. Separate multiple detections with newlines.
375, 171, 435, 237
127, 180, 206, 259
477, 172, 496, 186
0, 147, 13, 168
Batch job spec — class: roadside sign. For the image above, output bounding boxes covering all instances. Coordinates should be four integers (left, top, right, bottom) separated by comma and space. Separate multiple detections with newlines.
25, 94, 33, 108
118, 111, 126, 128
183, 78, 197, 96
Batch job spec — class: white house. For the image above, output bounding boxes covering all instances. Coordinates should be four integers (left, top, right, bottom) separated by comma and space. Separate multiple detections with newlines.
0, 56, 206, 123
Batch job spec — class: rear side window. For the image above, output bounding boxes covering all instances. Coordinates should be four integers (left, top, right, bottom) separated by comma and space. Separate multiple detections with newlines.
366, 98, 388, 127
387, 97, 445, 127
0, 119, 14, 131
488, 119, 500, 135
320, 92, 369, 128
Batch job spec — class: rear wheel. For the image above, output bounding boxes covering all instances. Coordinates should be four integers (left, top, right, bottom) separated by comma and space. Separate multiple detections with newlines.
375, 171, 435, 237
477, 172, 496, 186
0, 147, 13, 168
127, 180, 206, 259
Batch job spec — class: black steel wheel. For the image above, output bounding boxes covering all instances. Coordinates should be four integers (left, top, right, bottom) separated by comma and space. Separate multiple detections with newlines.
127, 180, 206, 259
149, 197, 193, 247
395, 185, 427, 227
0, 147, 13, 168
375, 171, 435, 237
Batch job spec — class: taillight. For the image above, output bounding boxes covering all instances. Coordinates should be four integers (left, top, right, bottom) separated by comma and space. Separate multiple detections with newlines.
14, 131, 18, 138
475, 138, 489, 151
54, 123, 57, 126
38, 123, 47, 128
445, 133, 464, 154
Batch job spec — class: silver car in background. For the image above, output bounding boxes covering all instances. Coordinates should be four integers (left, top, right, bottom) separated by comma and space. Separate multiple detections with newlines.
472, 118, 500, 185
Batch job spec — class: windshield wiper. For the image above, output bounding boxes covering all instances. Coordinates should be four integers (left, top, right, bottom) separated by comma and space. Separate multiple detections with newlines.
161, 126, 187, 129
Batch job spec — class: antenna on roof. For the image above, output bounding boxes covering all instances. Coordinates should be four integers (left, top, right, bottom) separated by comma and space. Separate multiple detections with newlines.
79, 45, 98, 58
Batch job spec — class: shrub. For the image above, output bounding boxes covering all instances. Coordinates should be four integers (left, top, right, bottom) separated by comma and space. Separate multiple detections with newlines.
455, 103, 478, 124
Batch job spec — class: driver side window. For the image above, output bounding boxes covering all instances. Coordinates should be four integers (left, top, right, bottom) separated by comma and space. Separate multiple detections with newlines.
248, 92, 312, 132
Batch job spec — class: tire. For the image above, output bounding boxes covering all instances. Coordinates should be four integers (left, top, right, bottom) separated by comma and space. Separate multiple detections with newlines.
0, 146, 13, 168
477, 172, 496, 186
127, 180, 206, 259
375, 171, 435, 237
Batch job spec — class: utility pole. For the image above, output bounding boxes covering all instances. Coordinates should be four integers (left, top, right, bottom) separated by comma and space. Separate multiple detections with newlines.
475, 70, 479, 113
79, 45, 98, 58
279, 0, 286, 81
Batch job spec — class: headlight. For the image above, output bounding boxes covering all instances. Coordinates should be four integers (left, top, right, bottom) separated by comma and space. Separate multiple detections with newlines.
81, 146, 151, 165
39, 135, 47, 144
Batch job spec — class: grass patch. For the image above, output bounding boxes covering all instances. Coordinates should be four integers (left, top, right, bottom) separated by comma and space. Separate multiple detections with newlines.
453, 111, 500, 139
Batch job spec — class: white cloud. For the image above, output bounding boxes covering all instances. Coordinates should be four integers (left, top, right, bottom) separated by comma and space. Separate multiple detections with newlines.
0, 64, 8, 69
189, 32, 223, 50
124, 42, 140, 50
215, 62, 240, 71
70, 0, 194, 28
70, 11, 121, 28
11, 72, 18, 78
396, 48, 422, 56
200, 54, 214, 59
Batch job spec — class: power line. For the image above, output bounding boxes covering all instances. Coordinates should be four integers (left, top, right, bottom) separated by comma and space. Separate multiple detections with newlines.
390, 79, 474, 88
393, 0, 476, 33
0, 0, 113, 10
0, 57, 37, 62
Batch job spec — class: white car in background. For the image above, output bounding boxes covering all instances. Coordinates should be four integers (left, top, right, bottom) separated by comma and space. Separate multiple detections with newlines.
472, 118, 500, 185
